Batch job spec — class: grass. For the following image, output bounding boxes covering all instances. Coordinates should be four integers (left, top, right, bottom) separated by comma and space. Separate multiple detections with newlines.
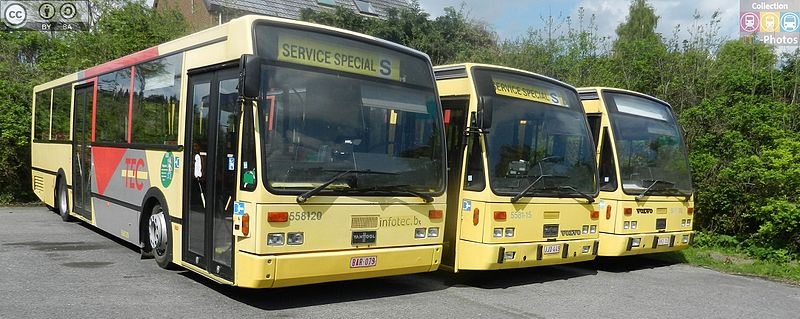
651, 247, 800, 285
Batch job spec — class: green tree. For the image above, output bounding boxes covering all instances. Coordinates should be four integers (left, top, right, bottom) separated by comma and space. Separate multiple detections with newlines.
611, 0, 668, 96
0, 1, 187, 204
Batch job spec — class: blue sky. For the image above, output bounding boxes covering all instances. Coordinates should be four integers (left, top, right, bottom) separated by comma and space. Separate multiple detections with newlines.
416, 0, 740, 42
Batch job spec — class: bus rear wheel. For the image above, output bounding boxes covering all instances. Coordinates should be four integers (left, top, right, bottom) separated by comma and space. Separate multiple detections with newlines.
56, 179, 72, 222
148, 204, 176, 269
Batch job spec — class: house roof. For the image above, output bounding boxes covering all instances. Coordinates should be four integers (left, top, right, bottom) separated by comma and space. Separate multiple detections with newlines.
204, 0, 411, 20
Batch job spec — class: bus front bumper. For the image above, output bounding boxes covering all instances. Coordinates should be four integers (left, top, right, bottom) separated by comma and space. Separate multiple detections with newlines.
597, 231, 694, 256
455, 239, 599, 271
235, 244, 441, 288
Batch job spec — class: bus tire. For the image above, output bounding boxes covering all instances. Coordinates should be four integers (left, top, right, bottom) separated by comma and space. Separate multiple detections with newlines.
56, 178, 72, 222
148, 204, 177, 269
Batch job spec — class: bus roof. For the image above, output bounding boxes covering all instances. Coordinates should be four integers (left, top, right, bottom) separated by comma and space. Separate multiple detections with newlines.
434, 63, 576, 90
576, 87, 673, 110
34, 14, 431, 92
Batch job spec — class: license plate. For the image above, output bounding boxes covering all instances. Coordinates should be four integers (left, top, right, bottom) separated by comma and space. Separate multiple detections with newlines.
543, 244, 561, 254
350, 256, 377, 268
657, 237, 671, 246
352, 231, 377, 245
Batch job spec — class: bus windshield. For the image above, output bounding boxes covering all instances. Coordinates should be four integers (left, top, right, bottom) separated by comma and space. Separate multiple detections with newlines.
254, 25, 444, 195
605, 92, 693, 195
473, 69, 597, 198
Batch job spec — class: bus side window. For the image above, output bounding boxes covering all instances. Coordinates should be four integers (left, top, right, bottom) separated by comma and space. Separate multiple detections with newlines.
463, 134, 486, 191
586, 114, 601, 147
599, 127, 617, 191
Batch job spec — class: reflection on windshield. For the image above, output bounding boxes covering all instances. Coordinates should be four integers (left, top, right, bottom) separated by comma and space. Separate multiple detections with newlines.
258, 65, 444, 194
607, 93, 693, 194
486, 99, 597, 196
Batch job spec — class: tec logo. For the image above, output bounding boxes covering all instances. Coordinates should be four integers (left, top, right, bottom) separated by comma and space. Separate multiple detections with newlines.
3, 2, 26, 28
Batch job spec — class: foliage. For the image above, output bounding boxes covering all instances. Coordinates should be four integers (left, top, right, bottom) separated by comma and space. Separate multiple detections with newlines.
0, 1, 187, 204
301, 1, 498, 65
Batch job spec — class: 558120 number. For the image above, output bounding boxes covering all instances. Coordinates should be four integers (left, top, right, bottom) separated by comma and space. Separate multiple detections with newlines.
289, 211, 323, 221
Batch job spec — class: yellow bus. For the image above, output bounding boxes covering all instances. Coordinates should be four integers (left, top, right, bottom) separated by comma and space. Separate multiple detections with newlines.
434, 64, 599, 271
30, 15, 447, 288
578, 87, 694, 256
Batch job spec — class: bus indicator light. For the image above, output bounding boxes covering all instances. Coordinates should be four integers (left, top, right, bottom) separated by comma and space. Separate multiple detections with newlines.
242, 213, 250, 236
624, 208, 632, 216
268, 212, 288, 222
473, 208, 480, 225
493, 211, 507, 220
590, 210, 599, 219
428, 210, 443, 219
687, 207, 694, 215
606, 205, 612, 219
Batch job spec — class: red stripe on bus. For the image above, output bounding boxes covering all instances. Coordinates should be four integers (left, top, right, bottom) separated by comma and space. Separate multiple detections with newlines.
127, 66, 135, 143
81, 47, 159, 79
92, 146, 127, 196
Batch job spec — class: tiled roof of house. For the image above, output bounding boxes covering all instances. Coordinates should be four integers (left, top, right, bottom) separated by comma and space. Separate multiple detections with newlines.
205, 0, 411, 20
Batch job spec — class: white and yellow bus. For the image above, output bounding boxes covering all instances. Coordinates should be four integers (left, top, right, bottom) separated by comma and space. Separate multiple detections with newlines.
578, 87, 694, 256
30, 15, 447, 288
434, 64, 599, 271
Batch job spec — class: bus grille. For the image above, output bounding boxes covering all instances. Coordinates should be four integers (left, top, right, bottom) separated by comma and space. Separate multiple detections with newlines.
351, 215, 378, 229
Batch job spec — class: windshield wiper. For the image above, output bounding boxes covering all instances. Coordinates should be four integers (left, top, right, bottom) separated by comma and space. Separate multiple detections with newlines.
296, 169, 397, 203
344, 185, 433, 203
511, 175, 550, 203
636, 179, 676, 201
551, 185, 595, 203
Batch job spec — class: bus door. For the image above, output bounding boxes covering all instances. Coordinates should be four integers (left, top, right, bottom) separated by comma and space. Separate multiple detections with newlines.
441, 98, 469, 266
72, 84, 93, 220
184, 68, 239, 281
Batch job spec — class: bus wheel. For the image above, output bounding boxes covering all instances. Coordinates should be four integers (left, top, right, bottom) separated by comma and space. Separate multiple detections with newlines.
148, 204, 176, 269
56, 179, 72, 222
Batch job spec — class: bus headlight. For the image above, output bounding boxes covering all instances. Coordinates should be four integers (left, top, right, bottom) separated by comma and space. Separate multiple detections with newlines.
415, 228, 426, 238
582, 245, 591, 253
631, 221, 637, 229
287, 232, 304, 245
505, 228, 515, 237
590, 225, 597, 234
682, 235, 690, 243
582, 225, 589, 234
624, 221, 630, 229
427, 227, 439, 238
493, 228, 503, 238
681, 219, 686, 227
631, 238, 641, 247
267, 233, 284, 246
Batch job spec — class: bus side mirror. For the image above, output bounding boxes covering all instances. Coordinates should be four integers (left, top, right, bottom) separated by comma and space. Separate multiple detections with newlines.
478, 95, 493, 129
239, 54, 263, 99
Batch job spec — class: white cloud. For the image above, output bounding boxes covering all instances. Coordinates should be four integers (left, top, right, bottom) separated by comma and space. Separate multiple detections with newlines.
575, 0, 738, 43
